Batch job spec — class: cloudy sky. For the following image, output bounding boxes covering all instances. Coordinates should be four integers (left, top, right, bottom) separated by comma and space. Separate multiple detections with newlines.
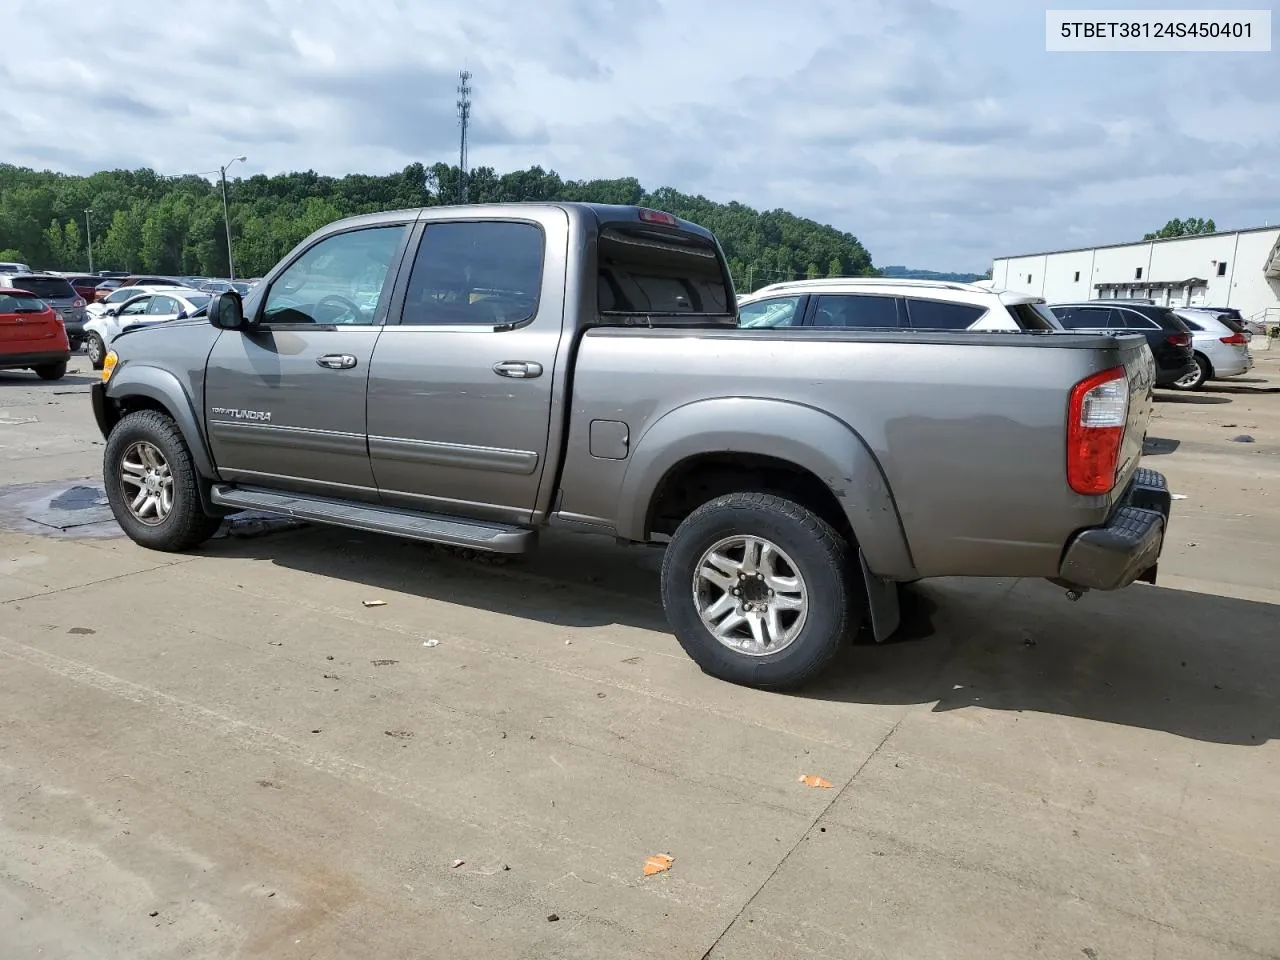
6, 0, 1278, 270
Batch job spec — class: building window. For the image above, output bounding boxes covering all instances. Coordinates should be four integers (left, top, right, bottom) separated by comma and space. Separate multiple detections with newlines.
1027, 274, 1032, 283
1074, 271, 1080, 282
1217, 261, 1228, 277
1135, 267, 1143, 280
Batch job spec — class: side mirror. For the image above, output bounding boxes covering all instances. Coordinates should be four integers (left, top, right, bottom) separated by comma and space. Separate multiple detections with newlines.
208, 291, 246, 330
104, 307, 117, 317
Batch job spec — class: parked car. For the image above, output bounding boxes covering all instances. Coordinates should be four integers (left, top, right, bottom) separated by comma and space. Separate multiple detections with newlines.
737, 277, 1065, 331
1168, 309, 1253, 389
0, 286, 70, 379
198, 279, 254, 297
65, 274, 108, 304
94, 203, 1171, 689
1050, 302, 1196, 388
1178, 305, 1252, 341
83, 288, 211, 369
115, 275, 195, 291
0, 273, 88, 348
0, 261, 32, 275
87, 283, 182, 320
92, 279, 123, 301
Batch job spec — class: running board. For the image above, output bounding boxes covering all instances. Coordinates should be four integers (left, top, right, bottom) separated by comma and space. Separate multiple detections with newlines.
209, 485, 535, 554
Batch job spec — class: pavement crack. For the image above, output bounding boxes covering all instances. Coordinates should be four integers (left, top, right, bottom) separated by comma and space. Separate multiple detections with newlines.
697, 711, 911, 960
0, 559, 196, 605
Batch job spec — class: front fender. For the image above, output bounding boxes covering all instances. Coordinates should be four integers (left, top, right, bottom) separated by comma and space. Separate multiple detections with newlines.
103, 363, 219, 481
617, 397, 916, 579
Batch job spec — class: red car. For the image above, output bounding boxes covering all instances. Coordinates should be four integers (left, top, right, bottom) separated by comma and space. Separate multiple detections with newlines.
0, 287, 70, 380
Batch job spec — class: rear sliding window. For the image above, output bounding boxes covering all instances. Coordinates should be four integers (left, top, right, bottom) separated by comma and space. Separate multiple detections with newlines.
11, 277, 76, 299
597, 224, 731, 317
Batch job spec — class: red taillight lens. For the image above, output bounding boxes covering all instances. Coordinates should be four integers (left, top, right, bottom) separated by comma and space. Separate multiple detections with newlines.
72, 296, 86, 308
638, 208, 678, 226
1067, 366, 1129, 495
1219, 333, 1247, 345
1165, 333, 1191, 347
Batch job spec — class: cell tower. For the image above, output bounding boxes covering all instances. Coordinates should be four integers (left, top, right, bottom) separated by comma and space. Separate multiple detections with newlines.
456, 69, 472, 204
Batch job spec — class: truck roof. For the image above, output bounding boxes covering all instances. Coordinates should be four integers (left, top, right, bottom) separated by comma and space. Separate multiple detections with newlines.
310, 202, 718, 243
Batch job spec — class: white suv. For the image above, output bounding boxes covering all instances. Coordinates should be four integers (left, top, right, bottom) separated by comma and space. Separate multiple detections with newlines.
736, 277, 1064, 332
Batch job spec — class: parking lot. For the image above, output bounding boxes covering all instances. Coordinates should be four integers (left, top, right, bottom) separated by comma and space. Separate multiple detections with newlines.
2, 356, 1278, 959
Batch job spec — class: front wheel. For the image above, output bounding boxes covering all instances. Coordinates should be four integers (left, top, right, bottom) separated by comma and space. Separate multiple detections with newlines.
660, 492, 860, 689
103, 410, 222, 551
1171, 355, 1209, 391
86, 332, 106, 370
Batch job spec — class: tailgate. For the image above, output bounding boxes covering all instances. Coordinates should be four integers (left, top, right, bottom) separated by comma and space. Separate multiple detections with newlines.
0, 313, 60, 343
1115, 336, 1156, 490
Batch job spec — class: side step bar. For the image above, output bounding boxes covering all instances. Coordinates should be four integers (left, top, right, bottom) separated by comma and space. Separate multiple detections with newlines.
209, 485, 536, 554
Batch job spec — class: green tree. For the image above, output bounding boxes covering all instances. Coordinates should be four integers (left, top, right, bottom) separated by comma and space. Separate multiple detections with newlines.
0, 247, 27, 263
1143, 217, 1217, 240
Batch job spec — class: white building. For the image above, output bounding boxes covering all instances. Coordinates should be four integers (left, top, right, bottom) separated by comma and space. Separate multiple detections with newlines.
991, 226, 1280, 326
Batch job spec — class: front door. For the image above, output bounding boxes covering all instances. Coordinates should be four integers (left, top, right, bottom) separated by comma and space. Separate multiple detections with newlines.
204, 221, 413, 501
366, 214, 568, 525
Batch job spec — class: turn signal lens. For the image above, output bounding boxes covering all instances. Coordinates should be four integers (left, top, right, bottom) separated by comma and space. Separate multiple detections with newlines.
101, 351, 118, 382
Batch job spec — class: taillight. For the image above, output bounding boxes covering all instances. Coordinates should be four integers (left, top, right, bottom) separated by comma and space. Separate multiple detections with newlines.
1165, 333, 1191, 347
72, 297, 86, 308
1067, 366, 1129, 495
1219, 333, 1247, 345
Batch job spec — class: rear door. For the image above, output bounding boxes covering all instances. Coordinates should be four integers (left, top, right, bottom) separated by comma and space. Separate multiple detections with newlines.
366, 214, 569, 525
204, 219, 415, 501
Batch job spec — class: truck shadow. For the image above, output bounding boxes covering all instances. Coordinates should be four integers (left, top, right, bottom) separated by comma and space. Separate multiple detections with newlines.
208, 526, 1278, 748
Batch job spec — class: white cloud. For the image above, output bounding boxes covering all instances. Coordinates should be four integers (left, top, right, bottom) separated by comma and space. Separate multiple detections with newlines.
4, 0, 1277, 271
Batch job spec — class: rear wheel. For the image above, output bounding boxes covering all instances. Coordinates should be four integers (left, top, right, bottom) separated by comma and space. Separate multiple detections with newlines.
103, 410, 222, 551
34, 361, 67, 381
1172, 354, 1209, 390
660, 491, 859, 689
86, 332, 106, 370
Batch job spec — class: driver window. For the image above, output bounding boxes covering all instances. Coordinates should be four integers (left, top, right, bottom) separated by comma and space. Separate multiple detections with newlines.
261, 224, 409, 326
120, 297, 150, 316
737, 296, 802, 328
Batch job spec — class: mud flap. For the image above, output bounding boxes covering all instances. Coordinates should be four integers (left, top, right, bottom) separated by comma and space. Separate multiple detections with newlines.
860, 548, 901, 642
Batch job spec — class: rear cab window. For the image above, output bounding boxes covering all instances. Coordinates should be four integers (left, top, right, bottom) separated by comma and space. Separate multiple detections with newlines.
596, 218, 732, 321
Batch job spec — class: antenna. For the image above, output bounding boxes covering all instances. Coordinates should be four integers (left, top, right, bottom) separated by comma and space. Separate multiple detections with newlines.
456, 69, 472, 204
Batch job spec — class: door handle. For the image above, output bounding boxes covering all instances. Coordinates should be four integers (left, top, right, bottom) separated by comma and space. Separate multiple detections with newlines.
492, 360, 543, 379
316, 354, 357, 370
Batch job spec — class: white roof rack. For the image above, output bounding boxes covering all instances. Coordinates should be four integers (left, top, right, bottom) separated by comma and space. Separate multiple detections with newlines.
747, 276, 990, 297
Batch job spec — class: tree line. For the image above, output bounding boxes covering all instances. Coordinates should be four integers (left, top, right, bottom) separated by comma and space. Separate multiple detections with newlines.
0, 162, 875, 291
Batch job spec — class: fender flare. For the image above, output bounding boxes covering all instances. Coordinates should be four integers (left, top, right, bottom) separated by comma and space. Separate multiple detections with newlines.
616, 397, 916, 580
105, 364, 220, 481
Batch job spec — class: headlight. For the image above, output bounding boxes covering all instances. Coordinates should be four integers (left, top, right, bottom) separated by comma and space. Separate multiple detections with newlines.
101, 351, 118, 382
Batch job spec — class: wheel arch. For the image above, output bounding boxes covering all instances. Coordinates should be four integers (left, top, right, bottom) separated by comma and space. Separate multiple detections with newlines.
102, 365, 220, 481
617, 397, 917, 580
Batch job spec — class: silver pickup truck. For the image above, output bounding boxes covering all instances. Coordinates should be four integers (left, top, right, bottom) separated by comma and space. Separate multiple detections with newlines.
91, 203, 1172, 689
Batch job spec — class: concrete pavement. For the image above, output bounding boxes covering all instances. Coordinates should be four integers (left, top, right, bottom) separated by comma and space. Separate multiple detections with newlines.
2, 356, 1278, 959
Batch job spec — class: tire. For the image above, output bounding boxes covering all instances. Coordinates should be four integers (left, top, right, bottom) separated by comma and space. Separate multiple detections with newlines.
660, 491, 860, 689
103, 410, 222, 552
34, 361, 67, 381
1171, 354, 1209, 391
86, 332, 106, 370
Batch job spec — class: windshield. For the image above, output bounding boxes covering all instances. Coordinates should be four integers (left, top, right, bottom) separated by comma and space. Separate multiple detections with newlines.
12, 277, 76, 300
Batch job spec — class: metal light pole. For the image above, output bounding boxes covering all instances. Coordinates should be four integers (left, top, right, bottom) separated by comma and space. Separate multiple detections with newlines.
84, 208, 93, 273
220, 156, 246, 279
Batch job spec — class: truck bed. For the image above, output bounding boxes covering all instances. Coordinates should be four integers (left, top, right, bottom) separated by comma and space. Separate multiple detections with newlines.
557, 327, 1154, 581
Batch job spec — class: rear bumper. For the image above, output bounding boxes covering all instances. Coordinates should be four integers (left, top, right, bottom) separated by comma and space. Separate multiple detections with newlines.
0, 349, 71, 369
1058, 468, 1170, 591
